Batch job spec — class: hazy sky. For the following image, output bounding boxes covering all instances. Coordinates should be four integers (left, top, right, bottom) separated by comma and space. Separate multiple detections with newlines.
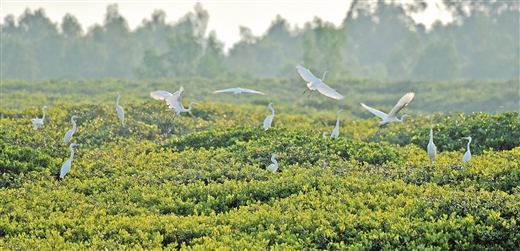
2, 1, 452, 50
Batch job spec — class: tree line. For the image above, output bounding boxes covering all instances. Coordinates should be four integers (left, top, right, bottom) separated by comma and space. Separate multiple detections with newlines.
2, 1, 518, 80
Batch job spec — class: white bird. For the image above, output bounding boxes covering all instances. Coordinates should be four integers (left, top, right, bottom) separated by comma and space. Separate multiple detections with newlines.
64, 115, 80, 143
295, 64, 344, 100
267, 154, 281, 173
330, 110, 343, 138
31, 106, 48, 130
427, 124, 436, 163
150, 86, 196, 116
360, 92, 415, 127
462, 136, 472, 163
263, 102, 275, 131
212, 87, 267, 96
60, 143, 79, 179
322, 132, 329, 138
116, 92, 124, 126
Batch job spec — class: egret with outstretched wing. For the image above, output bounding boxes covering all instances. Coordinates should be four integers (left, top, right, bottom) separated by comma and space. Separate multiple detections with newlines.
296, 64, 344, 100
212, 87, 266, 96
360, 92, 415, 126
150, 86, 196, 116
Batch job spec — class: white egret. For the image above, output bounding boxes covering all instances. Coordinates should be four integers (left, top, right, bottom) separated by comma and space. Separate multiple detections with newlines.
267, 154, 281, 173
360, 92, 415, 127
330, 110, 344, 138
116, 92, 124, 126
322, 132, 329, 138
427, 125, 436, 163
462, 136, 472, 162
60, 143, 79, 179
31, 106, 48, 130
64, 115, 80, 143
212, 87, 267, 96
295, 64, 344, 100
150, 86, 196, 116
263, 102, 275, 131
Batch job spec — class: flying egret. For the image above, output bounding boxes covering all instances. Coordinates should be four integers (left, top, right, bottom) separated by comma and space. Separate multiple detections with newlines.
263, 102, 275, 131
60, 143, 79, 179
360, 92, 415, 127
150, 86, 196, 116
330, 110, 344, 138
116, 92, 124, 126
295, 64, 344, 100
267, 154, 281, 173
64, 115, 80, 143
212, 87, 267, 96
427, 125, 436, 163
31, 106, 48, 130
462, 136, 472, 162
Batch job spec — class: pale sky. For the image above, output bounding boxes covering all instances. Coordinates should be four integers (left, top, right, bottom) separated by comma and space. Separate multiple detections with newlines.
1, 1, 452, 51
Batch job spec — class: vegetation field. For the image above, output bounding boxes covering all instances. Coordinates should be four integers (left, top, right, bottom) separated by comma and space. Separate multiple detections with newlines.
1, 78, 520, 250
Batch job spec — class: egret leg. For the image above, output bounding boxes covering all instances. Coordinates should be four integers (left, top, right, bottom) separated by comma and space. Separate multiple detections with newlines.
302, 89, 308, 95
307, 90, 314, 98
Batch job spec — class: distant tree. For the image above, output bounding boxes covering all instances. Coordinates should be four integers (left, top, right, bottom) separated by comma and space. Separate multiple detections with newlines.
102, 4, 136, 78
226, 15, 302, 77
385, 32, 422, 80
412, 40, 459, 80
61, 13, 83, 38
133, 4, 230, 78
2, 37, 39, 79
15, 8, 63, 79
302, 17, 347, 76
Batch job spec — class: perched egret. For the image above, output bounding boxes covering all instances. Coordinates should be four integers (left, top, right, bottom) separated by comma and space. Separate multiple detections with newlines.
31, 106, 48, 130
322, 132, 329, 138
212, 87, 267, 96
427, 125, 436, 163
263, 102, 275, 131
150, 86, 196, 116
462, 136, 472, 162
267, 154, 281, 173
116, 92, 125, 126
295, 64, 344, 100
63, 115, 80, 143
330, 110, 343, 138
60, 143, 79, 179
360, 92, 415, 127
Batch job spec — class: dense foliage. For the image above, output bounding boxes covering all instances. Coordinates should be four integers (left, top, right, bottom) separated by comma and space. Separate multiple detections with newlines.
1, 92, 519, 249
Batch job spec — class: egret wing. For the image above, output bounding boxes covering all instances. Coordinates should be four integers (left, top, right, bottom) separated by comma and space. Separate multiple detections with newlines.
167, 88, 186, 112
150, 90, 173, 101
387, 92, 415, 118
296, 64, 319, 83
360, 103, 388, 119
241, 88, 267, 95
212, 88, 238, 94
315, 83, 344, 100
